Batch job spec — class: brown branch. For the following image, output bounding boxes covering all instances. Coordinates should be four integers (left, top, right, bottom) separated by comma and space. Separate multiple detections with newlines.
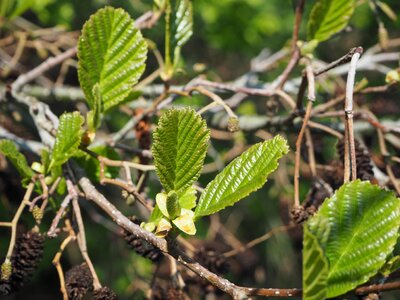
11, 47, 77, 92
77, 174, 303, 298
223, 224, 297, 258
355, 281, 400, 295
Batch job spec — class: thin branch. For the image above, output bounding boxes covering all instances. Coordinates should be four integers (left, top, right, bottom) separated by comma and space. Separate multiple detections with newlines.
77, 174, 303, 298
223, 224, 297, 258
4, 181, 35, 263
11, 47, 77, 92
343, 47, 363, 182
68, 179, 102, 290
294, 63, 315, 207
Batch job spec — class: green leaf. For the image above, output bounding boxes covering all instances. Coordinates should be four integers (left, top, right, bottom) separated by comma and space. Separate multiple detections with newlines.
0, 140, 35, 181
172, 0, 193, 67
303, 220, 329, 300
73, 146, 120, 182
308, 180, 400, 298
195, 135, 289, 219
87, 83, 103, 132
380, 255, 400, 277
50, 112, 84, 169
152, 108, 209, 196
307, 0, 355, 42
163, 0, 193, 78
179, 186, 197, 210
78, 6, 147, 112
377, 1, 397, 21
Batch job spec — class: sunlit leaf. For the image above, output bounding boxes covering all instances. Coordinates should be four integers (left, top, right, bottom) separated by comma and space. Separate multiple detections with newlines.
0, 140, 34, 181
78, 6, 147, 112
50, 112, 84, 169
195, 135, 289, 218
152, 108, 209, 196
308, 180, 400, 298
303, 219, 329, 300
307, 0, 355, 42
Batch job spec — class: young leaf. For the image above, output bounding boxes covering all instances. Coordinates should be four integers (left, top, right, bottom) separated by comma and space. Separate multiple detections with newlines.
307, 0, 355, 43
308, 180, 400, 298
163, 0, 193, 78
195, 135, 289, 219
0, 140, 34, 180
303, 221, 329, 300
152, 108, 210, 196
172, 0, 193, 67
78, 6, 147, 112
50, 112, 84, 169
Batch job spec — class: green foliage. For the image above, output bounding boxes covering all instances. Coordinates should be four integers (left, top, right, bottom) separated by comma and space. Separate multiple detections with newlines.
50, 112, 84, 169
77, 6, 147, 112
302, 220, 329, 300
163, 0, 193, 79
152, 108, 209, 197
72, 146, 120, 182
380, 255, 400, 277
306, 180, 400, 298
0, 140, 35, 181
0, 0, 35, 20
307, 0, 355, 43
87, 83, 102, 133
195, 135, 289, 219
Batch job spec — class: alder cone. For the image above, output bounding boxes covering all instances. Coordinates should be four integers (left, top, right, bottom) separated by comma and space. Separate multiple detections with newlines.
65, 263, 93, 300
336, 139, 374, 181
93, 286, 117, 300
0, 230, 45, 295
122, 217, 163, 262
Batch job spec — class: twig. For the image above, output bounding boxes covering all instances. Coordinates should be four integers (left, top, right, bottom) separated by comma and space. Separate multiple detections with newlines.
47, 195, 72, 237
294, 63, 315, 207
77, 175, 303, 298
11, 47, 77, 92
3, 181, 35, 265
191, 86, 237, 119
52, 226, 76, 300
343, 47, 363, 182
355, 280, 400, 295
98, 156, 156, 172
68, 179, 102, 290
223, 224, 297, 258
274, 0, 305, 89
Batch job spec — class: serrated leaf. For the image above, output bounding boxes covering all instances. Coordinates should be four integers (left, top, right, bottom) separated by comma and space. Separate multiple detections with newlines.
50, 112, 84, 169
307, 0, 355, 42
195, 135, 289, 219
163, 0, 193, 78
308, 180, 400, 298
152, 108, 209, 196
78, 6, 147, 112
172, 0, 193, 66
0, 139, 35, 180
303, 221, 329, 300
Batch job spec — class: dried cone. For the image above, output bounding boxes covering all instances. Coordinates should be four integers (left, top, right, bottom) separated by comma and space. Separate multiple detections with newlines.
337, 139, 374, 181
65, 263, 93, 300
0, 230, 45, 296
195, 247, 229, 275
152, 280, 187, 300
93, 286, 117, 300
122, 218, 163, 262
